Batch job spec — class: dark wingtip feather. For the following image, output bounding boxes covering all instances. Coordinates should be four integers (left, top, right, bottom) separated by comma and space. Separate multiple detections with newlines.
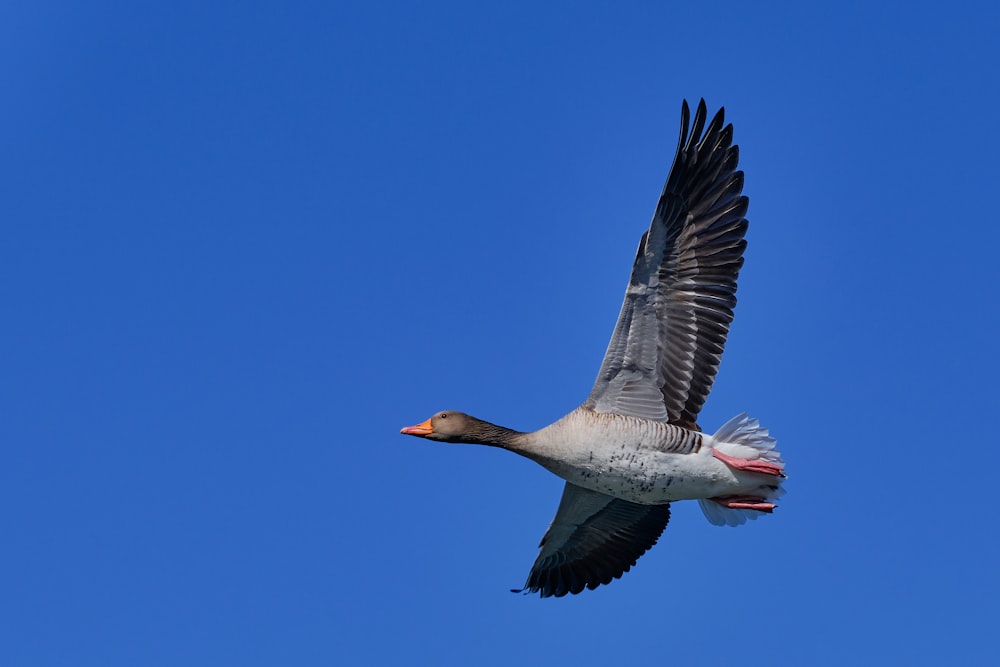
520, 500, 671, 598
689, 100, 708, 151
676, 100, 691, 162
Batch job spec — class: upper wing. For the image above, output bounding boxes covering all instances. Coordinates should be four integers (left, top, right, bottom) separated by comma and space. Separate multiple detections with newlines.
516, 482, 670, 598
586, 100, 748, 426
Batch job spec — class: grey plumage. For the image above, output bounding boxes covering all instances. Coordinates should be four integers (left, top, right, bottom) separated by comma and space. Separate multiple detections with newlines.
586, 99, 747, 427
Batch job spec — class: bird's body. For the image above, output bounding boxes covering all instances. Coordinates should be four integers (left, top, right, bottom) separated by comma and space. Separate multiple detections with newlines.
514, 408, 775, 506
401, 100, 785, 597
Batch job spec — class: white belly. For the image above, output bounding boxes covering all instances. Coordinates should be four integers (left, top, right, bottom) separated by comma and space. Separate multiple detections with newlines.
527, 411, 760, 504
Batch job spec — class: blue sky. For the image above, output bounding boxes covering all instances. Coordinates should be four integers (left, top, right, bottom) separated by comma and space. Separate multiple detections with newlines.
3, 1, 999, 665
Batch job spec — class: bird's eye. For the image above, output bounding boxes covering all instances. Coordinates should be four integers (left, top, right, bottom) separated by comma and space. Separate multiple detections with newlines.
440, 413, 448, 419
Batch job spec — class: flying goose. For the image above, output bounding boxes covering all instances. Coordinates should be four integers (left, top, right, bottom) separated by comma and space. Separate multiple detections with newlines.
401, 100, 784, 597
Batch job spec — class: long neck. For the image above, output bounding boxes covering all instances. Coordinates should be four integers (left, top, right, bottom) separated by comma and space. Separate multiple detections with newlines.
459, 418, 527, 450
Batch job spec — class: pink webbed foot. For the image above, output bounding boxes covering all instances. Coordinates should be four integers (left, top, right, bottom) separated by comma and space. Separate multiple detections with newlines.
712, 449, 785, 477
711, 496, 776, 512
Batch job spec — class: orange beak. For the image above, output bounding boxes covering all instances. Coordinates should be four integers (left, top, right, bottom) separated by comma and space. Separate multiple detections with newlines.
400, 418, 434, 436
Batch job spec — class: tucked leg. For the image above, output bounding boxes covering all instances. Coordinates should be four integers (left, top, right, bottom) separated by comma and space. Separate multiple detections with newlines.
713, 449, 785, 476
711, 496, 776, 512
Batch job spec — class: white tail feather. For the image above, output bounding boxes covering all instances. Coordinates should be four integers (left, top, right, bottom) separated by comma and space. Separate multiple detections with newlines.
712, 413, 782, 465
699, 413, 785, 527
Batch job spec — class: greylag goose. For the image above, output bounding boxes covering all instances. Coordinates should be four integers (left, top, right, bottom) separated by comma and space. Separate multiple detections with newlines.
401, 100, 784, 597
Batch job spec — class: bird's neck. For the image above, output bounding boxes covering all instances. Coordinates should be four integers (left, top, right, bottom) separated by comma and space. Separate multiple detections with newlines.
460, 418, 527, 450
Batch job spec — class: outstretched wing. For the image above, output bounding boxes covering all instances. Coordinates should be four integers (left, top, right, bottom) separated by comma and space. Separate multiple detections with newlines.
586, 100, 748, 427
516, 483, 670, 598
